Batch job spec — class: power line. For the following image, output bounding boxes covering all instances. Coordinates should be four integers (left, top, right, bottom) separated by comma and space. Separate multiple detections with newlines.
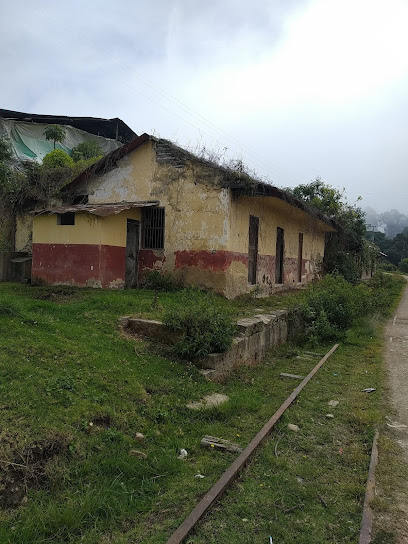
9, 1, 302, 188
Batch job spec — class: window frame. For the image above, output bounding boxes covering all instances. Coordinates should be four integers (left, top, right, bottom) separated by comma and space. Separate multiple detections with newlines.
142, 207, 165, 250
57, 212, 75, 226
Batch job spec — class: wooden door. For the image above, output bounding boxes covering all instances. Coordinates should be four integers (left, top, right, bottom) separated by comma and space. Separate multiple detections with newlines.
298, 232, 303, 282
275, 227, 284, 284
248, 215, 259, 285
125, 220, 139, 288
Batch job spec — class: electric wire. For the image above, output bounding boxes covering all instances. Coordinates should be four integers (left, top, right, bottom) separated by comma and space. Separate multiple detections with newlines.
8, 1, 302, 187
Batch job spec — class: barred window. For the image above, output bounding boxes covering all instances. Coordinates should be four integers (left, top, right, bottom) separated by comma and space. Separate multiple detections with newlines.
142, 207, 165, 249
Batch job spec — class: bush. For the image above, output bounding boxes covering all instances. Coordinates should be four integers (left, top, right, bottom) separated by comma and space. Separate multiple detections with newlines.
144, 270, 178, 291
295, 274, 370, 344
330, 251, 360, 283
294, 272, 403, 345
398, 258, 408, 273
164, 289, 236, 358
366, 272, 404, 313
42, 149, 74, 169
0, 137, 12, 161
71, 141, 103, 162
379, 262, 397, 272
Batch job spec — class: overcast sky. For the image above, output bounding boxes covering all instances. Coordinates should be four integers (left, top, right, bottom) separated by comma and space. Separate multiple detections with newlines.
2, 0, 408, 213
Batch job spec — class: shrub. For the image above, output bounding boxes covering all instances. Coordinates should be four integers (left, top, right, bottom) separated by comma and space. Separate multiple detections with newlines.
330, 251, 361, 283
294, 272, 402, 344
295, 274, 370, 344
379, 262, 397, 272
0, 137, 12, 161
42, 149, 74, 169
366, 272, 404, 313
144, 270, 178, 291
164, 289, 236, 358
71, 141, 102, 162
398, 258, 408, 273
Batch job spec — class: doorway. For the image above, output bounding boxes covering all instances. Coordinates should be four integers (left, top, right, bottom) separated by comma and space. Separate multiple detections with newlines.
275, 227, 284, 284
248, 215, 259, 285
125, 219, 140, 288
298, 232, 303, 283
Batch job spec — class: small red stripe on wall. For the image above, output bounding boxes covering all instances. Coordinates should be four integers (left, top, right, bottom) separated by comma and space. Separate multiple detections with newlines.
32, 243, 125, 288
138, 249, 166, 271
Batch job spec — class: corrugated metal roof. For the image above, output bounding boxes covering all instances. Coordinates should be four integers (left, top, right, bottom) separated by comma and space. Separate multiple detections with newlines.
31, 201, 159, 217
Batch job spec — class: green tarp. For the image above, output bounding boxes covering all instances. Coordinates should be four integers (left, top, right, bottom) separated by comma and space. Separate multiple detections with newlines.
0, 119, 120, 164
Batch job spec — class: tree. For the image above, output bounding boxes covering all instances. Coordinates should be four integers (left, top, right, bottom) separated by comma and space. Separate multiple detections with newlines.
399, 258, 408, 273
42, 149, 74, 168
287, 178, 368, 282
71, 140, 102, 162
0, 137, 12, 161
378, 209, 408, 238
0, 137, 17, 199
43, 125, 65, 150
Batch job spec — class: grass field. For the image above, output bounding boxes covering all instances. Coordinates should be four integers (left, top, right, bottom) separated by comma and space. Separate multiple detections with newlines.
0, 278, 404, 544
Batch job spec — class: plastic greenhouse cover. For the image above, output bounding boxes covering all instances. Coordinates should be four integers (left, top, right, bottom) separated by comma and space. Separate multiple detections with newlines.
0, 118, 120, 164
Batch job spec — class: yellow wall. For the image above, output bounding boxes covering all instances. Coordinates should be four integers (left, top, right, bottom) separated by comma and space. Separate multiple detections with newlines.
224, 195, 329, 297
101, 209, 141, 246
33, 213, 102, 245
230, 196, 328, 252
32, 209, 141, 247
75, 140, 230, 258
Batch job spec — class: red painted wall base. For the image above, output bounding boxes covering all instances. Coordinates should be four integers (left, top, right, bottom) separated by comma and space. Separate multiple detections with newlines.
32, 245, 314, 293
32, 243, 126, 288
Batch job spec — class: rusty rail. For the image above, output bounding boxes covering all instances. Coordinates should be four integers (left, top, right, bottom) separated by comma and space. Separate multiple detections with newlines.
166, 343, 339, 544
359, 430, 379, 544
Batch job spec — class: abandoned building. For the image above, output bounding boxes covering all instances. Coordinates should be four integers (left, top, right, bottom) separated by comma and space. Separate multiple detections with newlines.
27, 133, 336, 298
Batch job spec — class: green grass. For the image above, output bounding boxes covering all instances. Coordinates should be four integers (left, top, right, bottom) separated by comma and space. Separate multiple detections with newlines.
0, 278, 404, 543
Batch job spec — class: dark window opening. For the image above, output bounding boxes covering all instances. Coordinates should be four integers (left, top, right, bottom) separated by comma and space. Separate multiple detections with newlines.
298, 232, 303, 282
72, 195, 89, 205
142, 207, 165, 249
57, 212, 75, 225
275, 226, 284, 284
248, 215, 259, 285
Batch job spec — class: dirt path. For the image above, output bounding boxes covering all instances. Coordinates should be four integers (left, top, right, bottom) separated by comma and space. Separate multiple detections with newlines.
385, 276, 408, 453
375, 276, 408, 542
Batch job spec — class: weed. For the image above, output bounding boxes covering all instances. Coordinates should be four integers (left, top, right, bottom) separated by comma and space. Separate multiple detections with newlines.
143, 270, 179, 292
164, 289, 236, 358
293, 273, 404, 344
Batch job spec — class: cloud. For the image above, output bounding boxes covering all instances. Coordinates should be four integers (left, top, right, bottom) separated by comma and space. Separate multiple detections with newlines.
1, 0, 408, 212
